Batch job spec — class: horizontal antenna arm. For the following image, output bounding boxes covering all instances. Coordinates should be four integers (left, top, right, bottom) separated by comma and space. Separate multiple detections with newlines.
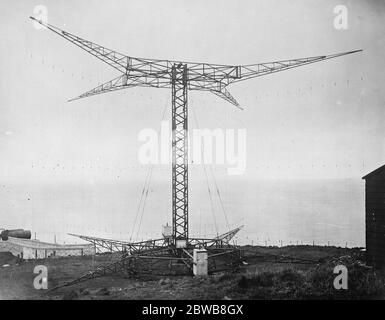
228, 50, 363, 84
30, 17, 361, 88
68, 74, 172, 101
29, 16, 174, 77
214, 225, 244, 242
29, 16, 132, 74
211, 86, 242, 109
68, 233, 166, 253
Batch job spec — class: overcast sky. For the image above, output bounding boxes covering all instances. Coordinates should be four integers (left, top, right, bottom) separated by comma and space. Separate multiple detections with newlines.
1, 0, 384, 244
1, 0, 384, 181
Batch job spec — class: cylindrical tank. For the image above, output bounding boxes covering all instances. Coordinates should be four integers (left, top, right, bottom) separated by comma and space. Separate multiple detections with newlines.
0, 229, 32, 241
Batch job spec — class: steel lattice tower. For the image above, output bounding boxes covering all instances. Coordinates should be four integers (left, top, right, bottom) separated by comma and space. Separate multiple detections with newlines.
30, 16, 362, 289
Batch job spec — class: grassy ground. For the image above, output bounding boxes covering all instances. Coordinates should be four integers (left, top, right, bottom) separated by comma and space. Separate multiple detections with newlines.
0, 245, 384, 300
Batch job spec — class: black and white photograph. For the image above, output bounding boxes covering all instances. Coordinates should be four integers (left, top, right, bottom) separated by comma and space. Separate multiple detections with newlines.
0, 0, 384, 305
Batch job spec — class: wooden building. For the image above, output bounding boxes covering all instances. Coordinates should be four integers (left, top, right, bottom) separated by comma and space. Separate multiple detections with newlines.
362, 165, 385, 267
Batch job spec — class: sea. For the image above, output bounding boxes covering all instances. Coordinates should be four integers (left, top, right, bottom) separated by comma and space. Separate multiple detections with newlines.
0, 173, 365, 248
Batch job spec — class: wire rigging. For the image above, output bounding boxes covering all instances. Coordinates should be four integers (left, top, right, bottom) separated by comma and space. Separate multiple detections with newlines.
130, 96, 169, 241
129, 167, 151, 241
191, 101, 225, 236
209, 166, 230, 232
203, 164, 219, 237
135, 166, 154, 241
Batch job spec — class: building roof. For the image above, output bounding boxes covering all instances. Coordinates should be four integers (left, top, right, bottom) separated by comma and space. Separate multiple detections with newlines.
362, 164, 385, 180
3, 237, 93, 250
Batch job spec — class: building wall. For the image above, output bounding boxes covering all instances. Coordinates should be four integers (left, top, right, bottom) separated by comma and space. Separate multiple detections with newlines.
0, 238, 95, 260
365, 178, 385, 267
0, 240, 24, 258
22, 247, 94, 259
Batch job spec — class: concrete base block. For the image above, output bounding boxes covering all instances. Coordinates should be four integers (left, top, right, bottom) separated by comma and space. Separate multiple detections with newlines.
193, 248, 208, 276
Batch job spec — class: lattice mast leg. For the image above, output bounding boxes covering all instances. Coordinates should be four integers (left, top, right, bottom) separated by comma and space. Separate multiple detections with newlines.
171, 64, 189, 247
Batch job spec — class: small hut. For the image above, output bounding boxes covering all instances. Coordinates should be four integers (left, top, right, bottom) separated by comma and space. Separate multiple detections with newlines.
362, 165, 385, 267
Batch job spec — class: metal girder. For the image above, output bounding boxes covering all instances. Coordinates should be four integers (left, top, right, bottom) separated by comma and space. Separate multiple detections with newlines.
29, 16, 239, 83
49, 247, 177, 291
188, 225, 244, 248
49, 257, 135, 290
68, 74, 172, 101
68, 233, 167, 254
171, 64, 189, 244
30, 17, 171, 78
55, 227, 243, 290
69, 73, 242, 108
50, 243, 242, 291
214, 225, 243, 243
210, 86, 241, 109
68, 225, 243, 254
30, 17, 362, 109
227, 50, 363, 85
